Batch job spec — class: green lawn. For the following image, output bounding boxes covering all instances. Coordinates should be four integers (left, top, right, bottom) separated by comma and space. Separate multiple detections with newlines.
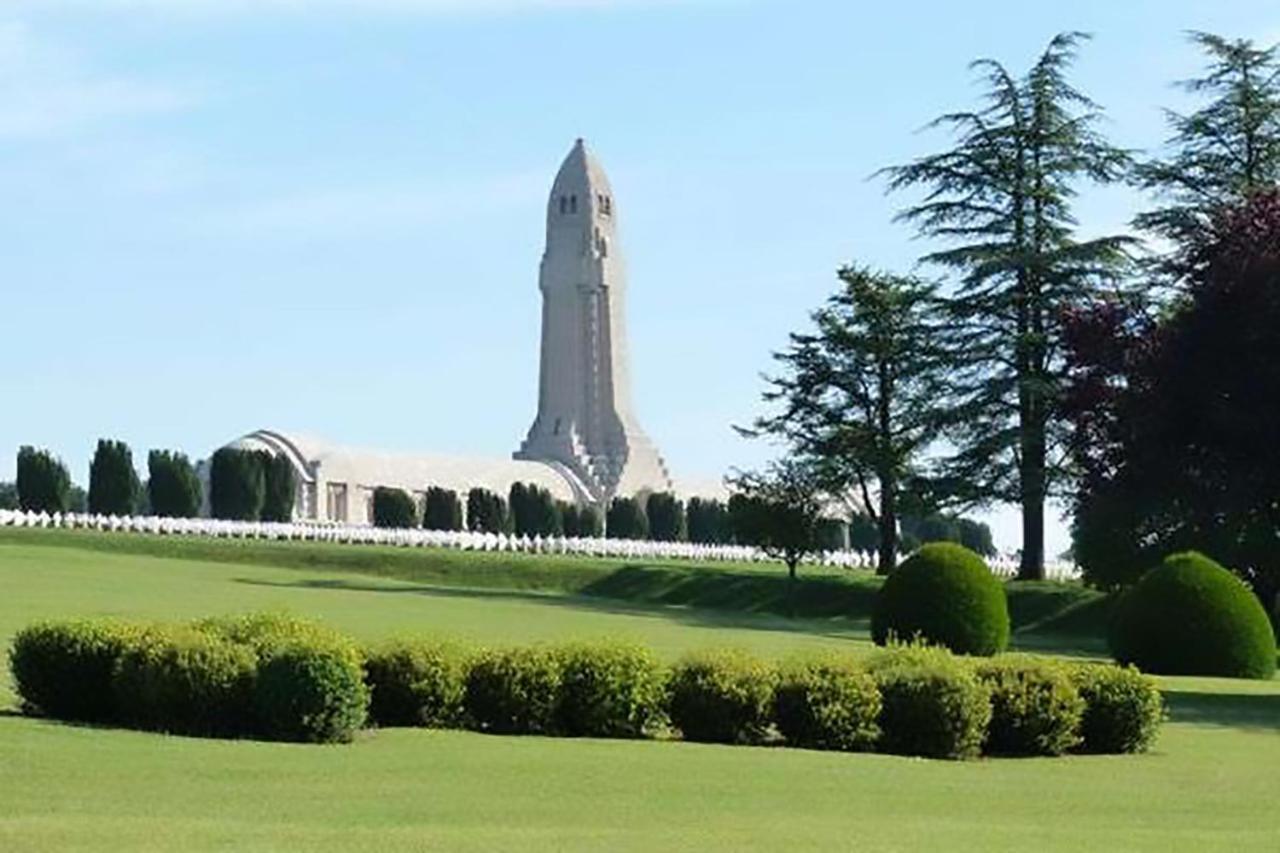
1, 532, 1277, 851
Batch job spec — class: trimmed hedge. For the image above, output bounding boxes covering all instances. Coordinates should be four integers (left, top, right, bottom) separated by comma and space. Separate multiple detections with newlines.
1070, 663, 1165, 754
364, 638, 470, 728
869, 644, 992, 760
773, 652, 881, 752
9, 614, 1166, 757
253, 641, 369, 743
555, 642, 667, 738
1109, 551, 1277, 679
114, 626, 256, 736
975, 655, 1083, 756
872, 542, 1010, 656
372, 487, 418, 530
464, 646, 562, 735
9, 619, 142, 722
667, 649, 775, 745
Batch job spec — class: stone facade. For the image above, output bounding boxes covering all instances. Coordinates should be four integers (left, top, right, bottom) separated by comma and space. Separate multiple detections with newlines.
514, 139, 673, 502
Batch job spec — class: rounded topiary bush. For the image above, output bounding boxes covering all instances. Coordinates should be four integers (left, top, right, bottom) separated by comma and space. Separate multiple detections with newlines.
974, 655, 1083, 756
364, 638, 470, 728
253, 641, 370, 743
667, 649, 775, 745
554, 642, 667, 739
1109, 551, 1276, 679
114, 626, 256, 737
773, 652, 881, 752
463, 646, 563, 735
868, 644, 992, 760
1069, 664, 1165, 754
8, 619, 142, 722
872, 543, 1010, 656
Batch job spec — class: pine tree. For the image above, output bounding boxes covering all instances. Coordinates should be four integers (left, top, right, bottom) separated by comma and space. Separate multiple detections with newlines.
88, 438, 140, 517
147, 450, 202, 518
750, 265, 949, 574
1135, 33, 1280, 264
881, 32, 1131, 579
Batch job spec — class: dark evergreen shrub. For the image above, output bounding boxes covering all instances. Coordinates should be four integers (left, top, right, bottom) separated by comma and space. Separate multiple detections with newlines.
15, 445, 71, 513
1069, 663, 1165, 754
209, 447, 265, 521
147, 450, 202, 518
508, 482, 530, 535
464, 646, 563, 735
554, 642, 667, 739
1109, 551, 1276, 679
871, 542, 1010, 656
423, 486, 463, 531
467, 488, 508, 534
687, 497, 730, 544
260, 453, 296, 522
364, 638, 470, 728
974, 655, 1083, 756
9, 619, 142, 721
530, 486, 561, 536
577, 505, 603, 538
868, 644, 992, 760
773, 652, 881, 751
559, 501, 581, 538
114, 626, 256, 736
0, 480, 17, 510
253, 640, 369, 743
88, 438, 140, 516
372, 487, 418, 529
646, 492, 686, 542
667, 649, 775, 745
606, 496, 649, 540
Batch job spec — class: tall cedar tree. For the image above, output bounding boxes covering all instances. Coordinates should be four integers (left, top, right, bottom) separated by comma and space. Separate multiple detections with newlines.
372, 487, 418, 529
751, 265, 948, 575
1135, 33, 1280, 268
146, 450, 202, 518
882, 32, 1130, 579
645, 492, 687, 542
423, 486, 463, 531
88, 439, 140, 516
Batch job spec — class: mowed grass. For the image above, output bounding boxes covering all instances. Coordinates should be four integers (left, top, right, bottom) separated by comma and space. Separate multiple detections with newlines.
1, 532, 1278, 851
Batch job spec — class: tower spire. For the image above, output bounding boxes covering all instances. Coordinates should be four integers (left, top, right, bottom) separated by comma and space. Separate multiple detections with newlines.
514, 139, 672, 504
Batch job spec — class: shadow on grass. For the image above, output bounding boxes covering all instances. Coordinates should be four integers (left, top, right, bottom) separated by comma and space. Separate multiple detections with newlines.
1162, 690, 1280, 730
233, 575, 873, 642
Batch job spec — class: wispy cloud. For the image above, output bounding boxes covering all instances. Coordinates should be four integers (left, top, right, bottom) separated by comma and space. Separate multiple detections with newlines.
0, 22, 190, 139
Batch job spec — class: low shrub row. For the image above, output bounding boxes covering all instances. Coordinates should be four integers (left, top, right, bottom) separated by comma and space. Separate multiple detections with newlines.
10, 613, 368, 743
363, 636, 1163, 759
10, 615, 1165, 758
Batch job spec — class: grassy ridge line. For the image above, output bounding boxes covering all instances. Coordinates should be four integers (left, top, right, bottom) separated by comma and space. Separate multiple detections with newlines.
0, 527, 1108, 636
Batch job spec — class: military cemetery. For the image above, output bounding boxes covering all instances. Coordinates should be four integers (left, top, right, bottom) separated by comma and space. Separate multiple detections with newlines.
1, 4, 1277, 851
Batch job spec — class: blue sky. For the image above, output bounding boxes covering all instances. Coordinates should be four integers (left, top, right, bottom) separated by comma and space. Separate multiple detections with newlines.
2, 0, 1277, 554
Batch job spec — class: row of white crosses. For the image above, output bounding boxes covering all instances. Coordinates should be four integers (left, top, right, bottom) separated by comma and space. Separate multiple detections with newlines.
0, 508, 1081, 581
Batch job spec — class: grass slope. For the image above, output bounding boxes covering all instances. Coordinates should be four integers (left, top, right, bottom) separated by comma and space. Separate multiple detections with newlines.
1, 533, 1276, 851
0, 528, 1110, 653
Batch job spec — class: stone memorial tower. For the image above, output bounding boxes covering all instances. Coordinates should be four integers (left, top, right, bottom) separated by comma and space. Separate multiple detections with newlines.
514, 139, 673, 504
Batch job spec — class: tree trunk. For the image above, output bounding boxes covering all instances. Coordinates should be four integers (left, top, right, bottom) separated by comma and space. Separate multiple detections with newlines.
1018, 411, 1047, 581
876, 473, 897, 575
786, 559, 798, 618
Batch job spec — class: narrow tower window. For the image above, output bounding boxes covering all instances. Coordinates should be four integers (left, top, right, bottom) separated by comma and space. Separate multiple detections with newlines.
559, 196, 567, 215
569, 195, 577, 214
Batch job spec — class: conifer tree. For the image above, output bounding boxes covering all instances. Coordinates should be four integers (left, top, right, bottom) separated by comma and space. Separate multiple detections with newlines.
1135, 33, 1280, 263
750, 265, 949, 574
88, 438, 140, 517
882, 32, 1131, 579
147, 450, 202, 518
15, 446, 71, 514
